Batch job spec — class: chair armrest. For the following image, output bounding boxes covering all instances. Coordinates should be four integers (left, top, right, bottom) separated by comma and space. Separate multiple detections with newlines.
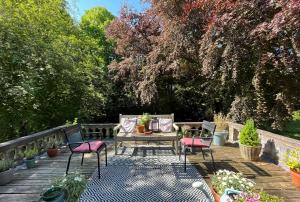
173, 123, 179, 131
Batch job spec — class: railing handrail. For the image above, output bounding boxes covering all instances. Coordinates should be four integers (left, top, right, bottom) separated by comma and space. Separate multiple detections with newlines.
0, 125, 69, 152
228, 122, 300, 147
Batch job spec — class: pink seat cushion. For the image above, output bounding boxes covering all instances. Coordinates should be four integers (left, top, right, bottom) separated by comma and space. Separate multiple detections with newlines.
181, 138, 209, 147
73, 141, 104, 152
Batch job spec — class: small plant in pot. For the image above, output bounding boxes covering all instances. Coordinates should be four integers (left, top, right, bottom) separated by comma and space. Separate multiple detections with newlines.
0, 160, 14, 185
47, 139, 59, 158
211, 169, 255, 202
284, 149, 300, 188
239, 119, 261, 161
24, 147, 38, 169
49, 172, 87, 202
213, 113, 229, 146
140, 113, 151, 132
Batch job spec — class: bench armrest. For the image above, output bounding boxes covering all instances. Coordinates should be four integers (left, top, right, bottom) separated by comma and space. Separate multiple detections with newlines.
113, 124, 122, 136
173, 123, 179, 131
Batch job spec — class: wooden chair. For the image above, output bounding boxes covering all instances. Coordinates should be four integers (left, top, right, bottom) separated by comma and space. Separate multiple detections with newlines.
179, 121, 216, 172
63, 124, 107, 179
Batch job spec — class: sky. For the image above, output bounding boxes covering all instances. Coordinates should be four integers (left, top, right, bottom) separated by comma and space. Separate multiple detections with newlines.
67, 0, 150, 20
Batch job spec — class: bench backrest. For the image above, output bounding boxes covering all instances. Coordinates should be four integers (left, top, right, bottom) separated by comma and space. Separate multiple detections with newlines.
119, 114, 174, 132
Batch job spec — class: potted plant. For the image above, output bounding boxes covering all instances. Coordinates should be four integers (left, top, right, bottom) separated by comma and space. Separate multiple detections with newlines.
47, 139, 59, 158
41, 187, 69, 202
211, 169, 255, 202
236, 191, 284, 202
140, 113, 151, 132
239, 119, 261, 161
213, 113, 229, 146
24, 147, 39, 169
284, 149, 300, 188
0, 160, 14, 185
51, 172, 87, 202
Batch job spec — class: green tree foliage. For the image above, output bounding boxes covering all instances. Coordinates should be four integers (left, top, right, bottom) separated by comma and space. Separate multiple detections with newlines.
0, 1, 114, 142
107, 0, 300, 129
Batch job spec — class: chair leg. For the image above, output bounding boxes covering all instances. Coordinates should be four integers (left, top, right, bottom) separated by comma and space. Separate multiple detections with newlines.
200, 148, 206, 160
105, 144, 107, 166
184, 146, 187, 172
81, 153, 84, 166
178, 141, 181, 161
210, 150, 216, 172
97, 152, 100, 179
66, 153, 73, 175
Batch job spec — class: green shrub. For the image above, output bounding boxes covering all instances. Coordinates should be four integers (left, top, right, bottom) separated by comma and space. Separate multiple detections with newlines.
0, 160, 14, 172
284, 149, 300, 172
52, 172, 87, 202
24, 148, 39, 160
239, 119, 260, 146
292, 110, 300, 121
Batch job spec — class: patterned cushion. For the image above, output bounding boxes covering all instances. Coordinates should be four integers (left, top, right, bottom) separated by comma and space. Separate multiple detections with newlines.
120, 118, 137, 133
73, 140, 104, 152
159, 118, 173, 132
181, 138, 209, 147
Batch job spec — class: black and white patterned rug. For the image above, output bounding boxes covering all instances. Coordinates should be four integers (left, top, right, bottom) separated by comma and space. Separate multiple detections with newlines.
80, 146, 214, 202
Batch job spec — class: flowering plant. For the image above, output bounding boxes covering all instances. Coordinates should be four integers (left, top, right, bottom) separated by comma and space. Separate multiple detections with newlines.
284, 149, 300, 173
52, 172, 87, 202
211, 170, 255, 195
236, 191, 284, 202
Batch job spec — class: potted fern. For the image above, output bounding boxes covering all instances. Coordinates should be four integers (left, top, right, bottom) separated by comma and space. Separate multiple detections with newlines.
0, 160, 14, 185
213, 113, 229, 146
24, 148, 39, 169
284, 149, 300, 188
239, 119, 261, 161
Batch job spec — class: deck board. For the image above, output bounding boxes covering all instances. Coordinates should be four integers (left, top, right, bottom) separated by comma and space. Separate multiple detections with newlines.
0, 141, 299, 201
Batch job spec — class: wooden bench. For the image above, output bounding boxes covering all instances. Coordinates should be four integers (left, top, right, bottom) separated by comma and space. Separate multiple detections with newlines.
113, 114, 179, 155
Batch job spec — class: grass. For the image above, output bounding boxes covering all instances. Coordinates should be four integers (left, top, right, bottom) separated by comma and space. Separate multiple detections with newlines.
276, 111, 300, 140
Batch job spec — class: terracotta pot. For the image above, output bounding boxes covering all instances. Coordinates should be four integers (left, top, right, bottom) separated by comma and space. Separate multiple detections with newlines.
0, 169, 14, 185
136, 125, 144, 133
47, 148, 58, 158
211, 187, 220, 202
239, 143, 261, 161
290, 169, 300, 188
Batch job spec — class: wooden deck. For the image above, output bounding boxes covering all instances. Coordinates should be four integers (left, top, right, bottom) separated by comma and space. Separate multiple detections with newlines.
0, 142, 299, 202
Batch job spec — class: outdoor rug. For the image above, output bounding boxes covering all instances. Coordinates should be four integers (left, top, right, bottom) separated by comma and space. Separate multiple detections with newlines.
80, 146, 214, 202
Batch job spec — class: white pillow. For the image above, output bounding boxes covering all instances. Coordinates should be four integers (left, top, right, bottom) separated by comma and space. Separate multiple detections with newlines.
120, 118, 137, 133
159, 118, 173, 132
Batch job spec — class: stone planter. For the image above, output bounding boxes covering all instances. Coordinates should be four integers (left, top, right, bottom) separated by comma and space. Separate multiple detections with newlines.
239, 143, 261, 161
47, 148, 58, 158
213, 131, 228, 146
25, 158, 37, 169
211, 187, 220, 202
0, 169, 14, 185
290, 169, 300, 188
